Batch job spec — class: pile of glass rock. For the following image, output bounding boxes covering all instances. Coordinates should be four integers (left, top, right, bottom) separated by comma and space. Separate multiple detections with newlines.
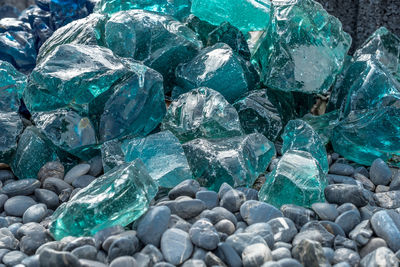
0, 0, 399, 239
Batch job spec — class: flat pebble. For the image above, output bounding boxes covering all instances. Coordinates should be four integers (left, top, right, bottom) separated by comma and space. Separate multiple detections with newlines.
327, 174, 357, 185
215, 219, 235, 235
0, 228, 18, 250
71, 245, 97, 260
22, 204, 47, 224
369, 158, 392, 186
20, 231, 51, 256
168, 180, 200, 200
370, 210, 400, 251
216, 242, 241, 267
329, 163, 354, 176
20, 255, 40, 267
64, 164, 91, 184
220, 189, 245, 213
34, 189, 59, 209
174, 198, 206, 219
278, 258, 302, 267
324, 184, 370, 207
2, 251, 27, 266
137, 206, 170, 247
195, 191, 218, 209
160, 228, 193, 265
244, 223, 274, 248
168, 214, 192, 232
374, 191, 400, 209
360, 238, 387, 258
312, 203, 339, 221
1, 179, 41, 197
354, 173, 375, 191
134, 252, 150, 266
181, 259, 206, 267
335, 210, 361, 235
281, 204, 316, 228
80, 259, 107, 267
272, 247, 291, 261
240, 200, 282, 225
141, 244, 163, 265
71, 175, 96, 188
4, 196, 36, 217
189, 219, 219, 250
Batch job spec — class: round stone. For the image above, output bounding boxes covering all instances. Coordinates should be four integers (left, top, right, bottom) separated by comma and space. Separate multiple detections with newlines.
311, 203, 339, 221
277, 258, 303, 267
37, 161, 64, 182
267, 217, 298, 243
1, 179, 41, 197
244, 223, 274, 249
215, 219, 236, 235
107, 237, 138, 262
337, 203, 358, 214
160, 228, 193, 265
195, 191, 219, 210
168, 179, 201, 200
43, 178, 73, 194
110, 256, 137, 267
22, 204, 47, 223
369, 158, 392, 186
174, 198, 206, 219
189, 219, 220, 250
21, 255, 40, 267
220, 189, 246, 213
64, 164, 91, 184
71, 175, 96, 188
272, 247, 291, 261
329, 163, 354, 176
34, 189, 59, 209
335, 210, 361, 235
71, 245, 98, 260
324, 184, 370, 207
242, 243, 272, 267
2, 251, 27, 266
370, 210, 400, 252
137, 206, 171, 247
4, 196, 37, 217
240, 200, 282, 225
134, 252, 151, 266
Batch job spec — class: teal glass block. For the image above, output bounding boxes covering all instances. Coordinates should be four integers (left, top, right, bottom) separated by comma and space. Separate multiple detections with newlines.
0, 60, 26, 113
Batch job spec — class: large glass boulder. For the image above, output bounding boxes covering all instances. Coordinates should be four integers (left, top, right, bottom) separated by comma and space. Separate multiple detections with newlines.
301, 111, 339, 145
104, 10, 202, 91
0, 112, 24, 164
11, 127, 58, 179
252, 0, 351, 94
95, 0, 191, 20
182, 133, 276, 191
161, 87, 243, 143
0, 60, 26, 113
176, 43, 258, 103
281, 120, 329, 173
332, 106, 400, 167
99, 62, 166, 142
50, 160, 158, 240
258, 149, 327, 208
37, 13, 109, 63
23, 44, 130, 113
122, 131, 193, 188
32, 110, 97, 159
191, 0, 271, 32
233, 89, 283, 142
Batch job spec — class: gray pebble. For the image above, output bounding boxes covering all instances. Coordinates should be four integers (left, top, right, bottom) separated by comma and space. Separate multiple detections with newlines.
370, 210, 400, 251
93, 226, 124, 249
0, 228, 18, 250
102, 231, 137, 252
2, 251, 27, 266
168, 214, 192, 232
79, 259, 107, 267
334, 235, 357, 251
312, 203, 339, 221
168, 180, 200, 200
192, 247, 207, 261
360, 238, 387, 258
189, 219, 219, 250
242, 243, 272, 267
181, 259, 206, 267
34, 189, 59, 209
245, 223, 274, 248
360, 247, 398, 267
215, 219, 235, 235
8, 222, 22, 236
323, 247, 335, 264
133, 252, 150, 266
204, 252, 227, 267
108, 237, 138, 262
292, 239, 329, 267
4, 196, 37, 217
174, 198, 206, 219
20, 231, 51, 255
389, 172, 400, 191
369, 158, 392, 186
141, 244, 163, 265
293, 223, 335, 247
329, 163, 354, 176
278, 258, 303, 267
64, 164, 91, 184
20, 255, 40, 267
324, 184, 370, 207
17, 223, 45, 239
37, 161, 64, 182
375, 185, 390, 193
225, 233, 267, 255
72, 175, 96, 188
0, 170, 14, 182
72, 245, 97, 260
236, 187, 258, 201
43, 178, 72, 194
272, 247, 291, 261
88, 156, 103, 177
281, 205, 316, 228
1, 179, 40, 197
335, 210, 361, 235
218, 183, 233, 199
220, 189, 246, 213
23, 204, 47, 224
216, 242, 241, 267
354, 173, 375, 191
240, 200, 282, 225
374, 191, 400, 209
154, 262, 176, 267
337, 203, 358, 214
327, 174, 358, 185
137, 206, 171, 247
64, 237, 96, 252
160, 228, 193, 265
0, 195, 8, 212
200, 207, 237, 227
349, 220, 373, 246
196, 191, 218, 209
267, 217, 297, 243
38, 249, 81, 267
333, 248, 360, 266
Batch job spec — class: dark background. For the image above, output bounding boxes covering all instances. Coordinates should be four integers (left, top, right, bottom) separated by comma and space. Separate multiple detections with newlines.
1, 0, 399, 52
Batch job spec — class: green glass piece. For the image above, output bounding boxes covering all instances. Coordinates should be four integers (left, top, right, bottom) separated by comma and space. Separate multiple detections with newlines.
184, 14, 217, 45
175, 43, 258, 103
252, 0, 351, 94
121, 131, 193, 188
99, 62, 166, 142
332, 107, 400, 167
50, 160, 158, 240
182, 133, 276, 191
104, 10, 202, 92
162, 87, 243, 143
11, 127, 58, 179
258, 149, 327, 208
191, 0, 271, 32
233, 89, 283, 142
353, 27, 400, 82
23, 44, 130, 113
0, 60, 26, 113
0, 112, 24, 164
302, 111, 339, 145
32, 109, 97, 160
95, 0, 191, 20
101, 138, 125, 173
281, 120, 328, 173
37, 13, 108, 63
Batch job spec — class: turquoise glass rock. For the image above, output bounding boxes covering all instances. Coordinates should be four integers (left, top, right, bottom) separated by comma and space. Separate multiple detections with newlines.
37, 13, 108, 63
302, 111, 339, 145
191, 0, 271, 32
281, 120, 329, 173
101, 139, 125, 173
353, 27, 400, 82
23, 44, 130, 113
161, 87, 243, 143
32, 110, 97, 159
176, 43, 258, 103
122, 131, 193, 188
11, 127, 58, 179
332, 107, 400, 167
50, 160, 158, 240
104, 10, 202, 91
0, 112, 24, 164
182, 133, 276, 191
233, 89, 283, 142
252, 0, 351, 94
0, 60, 26, 113
258, 149, 327, 208
99, 62, 166, 142
95, 0, 191, 20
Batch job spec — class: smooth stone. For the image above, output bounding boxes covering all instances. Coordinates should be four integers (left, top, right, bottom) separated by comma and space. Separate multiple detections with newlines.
43, 178, 73, 195
167, 214, 192, 233
244, 223, 274, 248
108, 237, 138, 262
220, 190, 246, 213
354, 173, 375, 191
204, 252, 227, 267
195, 191, 219, 210
293, 223, 335, 247
7, 222, 22, 236
215, 220, 236, 236
370, 210, 400, 251
236, 187, 259, 201
102, 231, 137, 252
34, 189, 59, 209
360, 247, 398, 267
319, 221, 346, 237
242, 243, 272, 267
38, 249, 81, 267
174, 199, 206, 219
20, 232, 51, 256
369, 158, 392, 186
64, 237, 96, 252
2, 251, 27, 266
374, 191, 400, 209
168, 180, 201, 200
189, 219, 219, 250
335, 210, 361, 235
312, 203, 339, 221
278, 258, 303, 267
88, 156, 103, 177
225, 233, 267, 255
137, 206, 171, 247
22, 204, 47, 223
37, 161, 64, 182
64, 164, 91, 184
71, 175, 96, 188
327, 174, 357, 185
216, 242, 241, 267
292, 239, 329, 267
133, 252, 151, 267
181, 259, 206, 267
390, 172, 400, 191
349, 220, 373, 246
4, 196, 36, 217
0, 228, 18, 250
375, 185, 390, 193
240, 200, 283, 225
160, 228, 193, 265
267, 217, 297, 243
329, 163, 354, 176
0, 195, 8, 212
20, 255, 40, 267
337, 203, 358, 214
334, 235, 357, 251
80, 259, 107, 267
0, 171, 14, 182
323, 247, 335, 264
324, 184, 370, 207
1, 179, 41, 197
93, 226, 124, 249
360, 238, 388, 258
280, 205, 316, 228
333, 248, 360, 266
17, 223, 45, 240
141, 244, 164, 266
272, 247, 291, 261
71, 245, 98, 260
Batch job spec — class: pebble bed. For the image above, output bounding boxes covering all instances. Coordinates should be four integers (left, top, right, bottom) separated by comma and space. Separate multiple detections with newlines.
0, 152, 399, 267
